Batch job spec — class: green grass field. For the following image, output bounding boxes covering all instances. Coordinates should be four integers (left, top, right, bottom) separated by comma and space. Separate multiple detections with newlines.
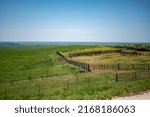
0, 44, 150, 100
0, 45, 95, 82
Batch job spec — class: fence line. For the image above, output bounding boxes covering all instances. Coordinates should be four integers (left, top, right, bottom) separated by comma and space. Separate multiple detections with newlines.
1, 71, 150, 99
57, 52, 150, 71
57, 52, 91, 71
90, 64, 150, 71
116, 70, 150, 82
69, 49, 121, 58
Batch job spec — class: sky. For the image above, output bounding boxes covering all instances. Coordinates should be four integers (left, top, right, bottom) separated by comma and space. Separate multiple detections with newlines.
0, 0, 150, 42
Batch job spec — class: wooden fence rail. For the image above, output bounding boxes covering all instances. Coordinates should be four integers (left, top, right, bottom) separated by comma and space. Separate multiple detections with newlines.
57, 52, 90, 71
116, 71, 150, 82
57, 51, 150, 71
69, 49, 121, 58
90, 64, 150, 71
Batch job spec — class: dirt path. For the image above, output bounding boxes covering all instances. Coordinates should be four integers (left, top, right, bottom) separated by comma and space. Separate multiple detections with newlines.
112, 91, 150, 100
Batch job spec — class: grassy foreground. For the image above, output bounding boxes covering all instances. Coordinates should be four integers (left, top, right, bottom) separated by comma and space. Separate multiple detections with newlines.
0, 72, 150, 99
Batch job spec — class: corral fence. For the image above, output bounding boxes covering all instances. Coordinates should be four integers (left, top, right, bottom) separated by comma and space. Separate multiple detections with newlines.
68, 48, 146, 58
69, 49, 121, 58
90, 63, 150, 71
57, 52, 90, 71
57, 52, 150, 71
116, 70, 150, 82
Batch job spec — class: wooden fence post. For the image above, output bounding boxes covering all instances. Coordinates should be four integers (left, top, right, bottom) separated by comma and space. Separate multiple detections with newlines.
4, 89, 7, 100
134, 72, 137, 80
116, 74, 118, 83
98, 64, 100, 70
87, 64, 90, 72
132, 72, 135, 81
10, 73, 13, 84
38, 83, 41, 96
117, 63, 120, 70
104, 64, 105, 70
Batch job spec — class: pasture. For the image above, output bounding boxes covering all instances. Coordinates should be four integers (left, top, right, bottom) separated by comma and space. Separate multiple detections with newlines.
0, 43, 150, 99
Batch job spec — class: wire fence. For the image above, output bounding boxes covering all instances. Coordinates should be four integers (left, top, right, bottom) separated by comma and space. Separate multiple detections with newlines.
1, 70, 150, 99
0, 73, 115, 99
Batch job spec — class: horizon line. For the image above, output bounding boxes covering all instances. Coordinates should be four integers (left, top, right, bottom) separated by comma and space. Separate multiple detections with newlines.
0, 41, 150, 43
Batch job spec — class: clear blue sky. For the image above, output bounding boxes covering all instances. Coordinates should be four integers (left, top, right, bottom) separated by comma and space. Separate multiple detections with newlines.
0, 0, 150, 42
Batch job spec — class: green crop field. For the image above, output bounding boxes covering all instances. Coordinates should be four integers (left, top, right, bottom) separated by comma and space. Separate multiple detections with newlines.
0, 43, 150, 100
